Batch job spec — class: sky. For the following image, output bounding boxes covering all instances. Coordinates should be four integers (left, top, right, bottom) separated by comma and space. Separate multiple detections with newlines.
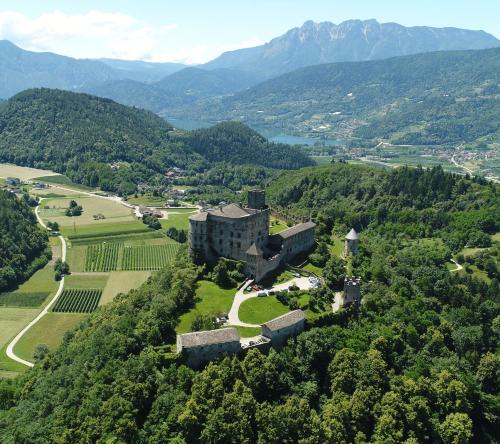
0, 0, 498, 64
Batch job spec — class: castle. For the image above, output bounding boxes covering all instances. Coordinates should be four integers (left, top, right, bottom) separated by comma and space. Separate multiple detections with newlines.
189, 190, 315, 281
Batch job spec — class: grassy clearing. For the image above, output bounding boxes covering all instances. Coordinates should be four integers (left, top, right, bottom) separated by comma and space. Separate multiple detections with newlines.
0, 163, 59, 180
239, 296, 289, 324
13, 313, 86, 362
40, 196, 135, 228
66, 245, 88, 272
331, 237, 344, 257
226, 325, 262, 337
64, 274, 109, 289
34, 175, 94, 191
176, 281, 236, 334
100, 271, 151, 305
269, 217, 288, 235
160, 213, 191, 231
127, 194, 166, 206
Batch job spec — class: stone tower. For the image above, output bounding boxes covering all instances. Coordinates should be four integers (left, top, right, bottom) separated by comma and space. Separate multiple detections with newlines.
341, 276, 361, 306
247, 189, 266, 210
344, 228, 359, 256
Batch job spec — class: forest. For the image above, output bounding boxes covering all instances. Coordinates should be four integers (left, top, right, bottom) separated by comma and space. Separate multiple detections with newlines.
0, 165, 498, 443
0, 89, 311, 195
0, 190, 49, 291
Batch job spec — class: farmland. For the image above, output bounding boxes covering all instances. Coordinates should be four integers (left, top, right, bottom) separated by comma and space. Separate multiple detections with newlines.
122, 244, 180, 271
0, 163, 60, 180
85, 242, 122, 271
100, 271, 151, 305
52, 289, 102, 313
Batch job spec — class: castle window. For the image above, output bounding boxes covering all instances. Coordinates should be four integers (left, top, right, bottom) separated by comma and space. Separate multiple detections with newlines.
219, 239, 222, 245
237, 233, 241, 238
237, 242, 241, 248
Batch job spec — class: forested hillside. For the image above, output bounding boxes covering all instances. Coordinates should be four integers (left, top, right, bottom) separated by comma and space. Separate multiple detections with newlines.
0, 165, 498, 442
0, 89, 311, 194
177, 47, 500, 145
0, 190, 49, 291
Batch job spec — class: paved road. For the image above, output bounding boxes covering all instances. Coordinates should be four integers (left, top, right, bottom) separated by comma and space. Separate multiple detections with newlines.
227, 276, 314, 327
5, 203, 67, 367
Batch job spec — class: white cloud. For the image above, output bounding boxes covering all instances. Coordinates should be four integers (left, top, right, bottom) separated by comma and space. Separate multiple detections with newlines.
0, 10, 263, 64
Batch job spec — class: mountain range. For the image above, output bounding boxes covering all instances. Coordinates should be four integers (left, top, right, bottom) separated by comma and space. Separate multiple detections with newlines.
179, 47, 500, 145
0, 19, 498, 109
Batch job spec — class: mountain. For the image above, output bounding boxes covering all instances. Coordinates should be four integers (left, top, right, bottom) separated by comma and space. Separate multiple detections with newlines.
203, 19, 499, 78
177, 47, 500, 145
0, 40, 118, 98
0, 89, 312, 192
97, 58, 186, 83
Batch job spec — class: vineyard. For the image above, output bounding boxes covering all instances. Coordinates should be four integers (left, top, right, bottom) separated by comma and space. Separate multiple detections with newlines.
84, 243, 122, 272
122, 244, 179, 271
52, 288, 102, 313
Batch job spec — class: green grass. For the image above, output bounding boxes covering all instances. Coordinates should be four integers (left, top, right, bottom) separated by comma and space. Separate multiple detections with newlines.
269, 217, 289, 235
13, 313, 86, 362
0, 292, 50, 307
259, 268, 294, 288
176, 281, 236, 333
303, 262, 323, 276
226, 325, 262, 337
331, 237, 344, 257
238, 296, 289, 324
160, 213, 191, 231
165, 208, 198, 213
100, 271, 151, 305
34, 175, 94, 191
312, 155, 334, 165
64, 221, 148, 238
64, 274, 109, 289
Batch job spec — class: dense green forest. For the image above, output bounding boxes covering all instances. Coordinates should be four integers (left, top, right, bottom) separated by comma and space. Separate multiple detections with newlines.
173, 48, 500, 145
0, 190, 49, 291
0, 89, 311, 194
0, 164, 498, 443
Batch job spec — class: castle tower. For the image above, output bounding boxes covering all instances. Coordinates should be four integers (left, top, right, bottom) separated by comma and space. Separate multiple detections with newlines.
247, 190, 266, 210
341, 276, 361, 306
344, 228, 359, 256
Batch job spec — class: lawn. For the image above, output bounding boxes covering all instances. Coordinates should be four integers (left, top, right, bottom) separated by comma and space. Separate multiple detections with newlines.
259, 268, 294, 288
226, 325, 262, 337
13, 313, 86, 362
64, 274, 109, 289
127, 194, 166, 206
40, 196, 135, 229
0, 307, 40, 372
66, 245, 88, 272
176, 280, 236, 333
238, 296, 289, 324
0, 163, 59, 180
331, 236, 344, 257
100, 271, 151, 305
160, 213, 191, 231
269, 217, 289, 235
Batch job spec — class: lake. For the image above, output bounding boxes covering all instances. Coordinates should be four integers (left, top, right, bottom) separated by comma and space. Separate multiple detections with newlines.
167, 118, 343, 146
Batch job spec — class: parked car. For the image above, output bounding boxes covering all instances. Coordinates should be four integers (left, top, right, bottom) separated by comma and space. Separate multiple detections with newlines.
257, 291, 267, 297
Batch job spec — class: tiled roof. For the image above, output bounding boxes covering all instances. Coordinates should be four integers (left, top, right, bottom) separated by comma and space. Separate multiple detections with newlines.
346, 228, 359, 240
178, 328, 240, 348
246, 242, 263, 256
208, 203, 251, 218
189, 211, 208, 221
278, 221, 316, 239
262, 310, 305, 331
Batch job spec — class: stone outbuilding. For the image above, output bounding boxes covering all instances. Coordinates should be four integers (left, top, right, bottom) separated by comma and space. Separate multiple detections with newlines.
261, 309, 306, 347
344, 228, 359, 256
339, 276, 361, 307
176, 328, 241, 367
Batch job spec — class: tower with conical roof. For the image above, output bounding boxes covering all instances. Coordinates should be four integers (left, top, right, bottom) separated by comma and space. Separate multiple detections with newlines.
344, 228, 359, 256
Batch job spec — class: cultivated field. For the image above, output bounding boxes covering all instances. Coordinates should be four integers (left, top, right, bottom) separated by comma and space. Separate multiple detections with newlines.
100, 271, 151, 305
122, 244, 179, 271
85, 243, 122, 271
0, 163, 60, 180
52, 289, 102, 313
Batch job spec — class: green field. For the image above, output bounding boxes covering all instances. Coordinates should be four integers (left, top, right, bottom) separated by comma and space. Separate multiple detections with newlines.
100, 271, 151, 305
160, 213, 191, 231
13, 313, 86, 362
176, 281, 236, 333
226, 325, 262, 337
52, 289, 102, 313
34, 175, 94, 191
65, 221, 148, 238
122, 244, 180, 271
127, 194, 166, 206
0, 163, 60, 180
238, 296, 289, 324
85, 243, 122, 271
64, 274, 109, 289
269, 217, 288, 235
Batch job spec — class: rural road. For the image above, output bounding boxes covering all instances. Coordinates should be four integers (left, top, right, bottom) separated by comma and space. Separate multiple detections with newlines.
5, 204, 67, 367
449, 259, 463, 272
227, 276, 314, 327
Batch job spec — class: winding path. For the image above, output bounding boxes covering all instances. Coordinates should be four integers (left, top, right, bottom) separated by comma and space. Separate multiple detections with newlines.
449, 259, 463, 272
5, 203, 67, 367
227, 277, 314, 327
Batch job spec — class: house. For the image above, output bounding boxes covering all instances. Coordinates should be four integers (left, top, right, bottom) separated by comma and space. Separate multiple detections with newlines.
6, 177, 20, 186
138, 206, 163, 218
176, 328, 241, 367
261, 310, 306, 347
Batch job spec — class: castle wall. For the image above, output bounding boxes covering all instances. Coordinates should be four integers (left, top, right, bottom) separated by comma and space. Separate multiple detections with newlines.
261, 319, 305, 348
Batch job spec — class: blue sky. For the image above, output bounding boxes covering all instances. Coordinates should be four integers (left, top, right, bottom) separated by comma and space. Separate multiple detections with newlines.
0, 0, 498, 63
